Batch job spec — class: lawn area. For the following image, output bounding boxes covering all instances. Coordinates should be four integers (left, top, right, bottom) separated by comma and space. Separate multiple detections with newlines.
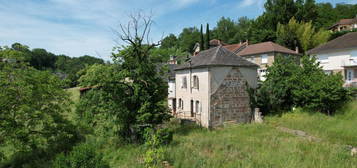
65, 88, 357, 167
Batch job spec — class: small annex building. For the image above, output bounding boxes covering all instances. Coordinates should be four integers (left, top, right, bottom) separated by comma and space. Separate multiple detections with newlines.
174, 46, 258, 128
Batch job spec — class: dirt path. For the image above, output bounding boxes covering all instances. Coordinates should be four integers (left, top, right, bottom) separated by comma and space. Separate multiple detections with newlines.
276, 126, 357, 156
276, 126, 322, 142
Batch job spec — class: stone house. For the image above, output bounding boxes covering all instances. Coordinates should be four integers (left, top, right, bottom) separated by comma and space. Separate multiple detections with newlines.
174, 46, 258, 128
329, 17, 357, 32
236, 41, 300, 81
307, 32, 357, 87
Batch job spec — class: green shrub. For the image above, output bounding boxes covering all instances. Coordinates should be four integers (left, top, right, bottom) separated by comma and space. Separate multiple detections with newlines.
256, 55, 350, 115
52, 143, 109, 168
144, 147, 165, 168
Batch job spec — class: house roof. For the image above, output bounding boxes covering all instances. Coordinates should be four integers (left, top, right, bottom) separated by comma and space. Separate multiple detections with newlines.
329, 18, 357, 29
307, 32, 357, 55
223, 42, 248, 54
237, 41, 299, 56
175, 46, 258, 70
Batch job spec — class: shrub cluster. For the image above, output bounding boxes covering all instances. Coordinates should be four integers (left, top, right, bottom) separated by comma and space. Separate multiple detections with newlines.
52, 143, 109, 168
255, 55, 350, 115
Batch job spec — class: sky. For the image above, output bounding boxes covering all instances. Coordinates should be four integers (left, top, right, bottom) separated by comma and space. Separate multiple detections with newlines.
0, 0, 356, 60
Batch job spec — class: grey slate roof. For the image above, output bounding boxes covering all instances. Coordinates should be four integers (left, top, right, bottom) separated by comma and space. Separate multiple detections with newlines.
307, 32, 357, 55
175, 46, 258, 70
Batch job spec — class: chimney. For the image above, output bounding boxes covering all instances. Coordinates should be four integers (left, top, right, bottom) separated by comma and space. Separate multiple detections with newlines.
295, 46, 299, 54
246, 39, 249, 45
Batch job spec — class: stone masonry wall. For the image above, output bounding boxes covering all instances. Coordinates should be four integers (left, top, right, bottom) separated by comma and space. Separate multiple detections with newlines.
210, 67, 252, 127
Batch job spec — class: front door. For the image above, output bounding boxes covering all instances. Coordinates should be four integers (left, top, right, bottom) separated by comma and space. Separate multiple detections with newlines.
172, 98, 176, 114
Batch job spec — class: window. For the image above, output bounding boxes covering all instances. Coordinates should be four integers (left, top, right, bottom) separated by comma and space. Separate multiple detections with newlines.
261, 54, 268, 64
178, 99, 184, 110
195, 101, 200, 114
193, 75, 199, 89
181, 76, 187, 88
347, 70, 353, 81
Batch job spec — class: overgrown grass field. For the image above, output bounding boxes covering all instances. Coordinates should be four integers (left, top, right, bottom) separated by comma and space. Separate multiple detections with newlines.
66, 88, 357, 168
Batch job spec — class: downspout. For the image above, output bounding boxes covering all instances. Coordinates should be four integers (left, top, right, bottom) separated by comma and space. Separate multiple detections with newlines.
189, 60, 192, 94
208, 67, 211, 128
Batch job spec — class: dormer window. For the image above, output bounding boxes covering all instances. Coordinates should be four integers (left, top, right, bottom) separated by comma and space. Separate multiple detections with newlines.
193, 75, 199, 89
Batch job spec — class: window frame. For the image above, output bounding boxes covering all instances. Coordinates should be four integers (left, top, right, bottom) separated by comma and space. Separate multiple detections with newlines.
181, 76, 187, 88
195, 101, 200, 114
261, 54, 268, 64
193, 75, 199, 89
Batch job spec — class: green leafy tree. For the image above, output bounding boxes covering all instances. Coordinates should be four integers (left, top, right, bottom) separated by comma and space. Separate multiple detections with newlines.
77, 13, 170, 142
160, 34, 178, 49
263, 0, 297, 30
0, 52, 79, 165
212, 17, 237, 43
292, 56, 349, 115
276, 18, 330, 53
295, 0, 318, 22
231, 17, 253, 43
178, 27, 200, 53
257, 55, 349, 115
150, 47, 188, 64
257, 55, 299, 114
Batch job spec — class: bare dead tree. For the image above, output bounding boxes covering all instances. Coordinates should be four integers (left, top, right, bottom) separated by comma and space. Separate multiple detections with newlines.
115, 12, 160, 51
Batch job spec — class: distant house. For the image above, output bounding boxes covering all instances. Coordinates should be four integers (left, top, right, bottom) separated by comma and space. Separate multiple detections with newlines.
307, 32, 357, 87
193, 40, 300, 81
236, 41, 300, 81
174, 46, 258, 128
329, 17, 357, 32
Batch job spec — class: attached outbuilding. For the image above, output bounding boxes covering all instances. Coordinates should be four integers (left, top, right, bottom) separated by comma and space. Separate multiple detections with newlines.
174, 46, 258, 128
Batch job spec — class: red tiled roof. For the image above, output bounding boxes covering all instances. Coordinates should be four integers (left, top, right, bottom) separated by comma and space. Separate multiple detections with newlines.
224, 42, 243, 51
237, 41, 299, 56
330, 18, 357, 29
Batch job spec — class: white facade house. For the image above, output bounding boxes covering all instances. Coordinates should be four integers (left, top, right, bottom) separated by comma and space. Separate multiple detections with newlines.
174, 46, 258, 128
167, 62, 177, 113
308, 32, 357, 87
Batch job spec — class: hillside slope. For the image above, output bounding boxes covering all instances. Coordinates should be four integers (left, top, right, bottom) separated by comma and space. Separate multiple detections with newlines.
66, 88, 357, 168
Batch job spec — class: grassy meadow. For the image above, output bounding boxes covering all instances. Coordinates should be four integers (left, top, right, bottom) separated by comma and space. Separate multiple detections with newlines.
66, 88, 357, 168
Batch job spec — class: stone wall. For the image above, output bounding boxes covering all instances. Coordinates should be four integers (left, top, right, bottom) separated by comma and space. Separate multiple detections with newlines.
210, 67, 252, 127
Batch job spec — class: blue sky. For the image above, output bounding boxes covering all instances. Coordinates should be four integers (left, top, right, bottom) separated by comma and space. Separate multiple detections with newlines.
0, 0, 356, 60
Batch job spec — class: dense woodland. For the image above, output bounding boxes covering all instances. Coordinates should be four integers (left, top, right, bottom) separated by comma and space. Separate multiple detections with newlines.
0, 0, 357, 168
0, 43, 105, 87
161, 1, 357, 54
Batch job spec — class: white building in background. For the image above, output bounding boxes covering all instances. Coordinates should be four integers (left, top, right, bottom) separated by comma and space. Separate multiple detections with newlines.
167, 56, 177, 113
307, 32, 357, 87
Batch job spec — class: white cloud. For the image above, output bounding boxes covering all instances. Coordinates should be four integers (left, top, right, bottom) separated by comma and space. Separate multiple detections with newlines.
173, 0, 201, 7
239, 0, 265, 8
0, 0, 201, 60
